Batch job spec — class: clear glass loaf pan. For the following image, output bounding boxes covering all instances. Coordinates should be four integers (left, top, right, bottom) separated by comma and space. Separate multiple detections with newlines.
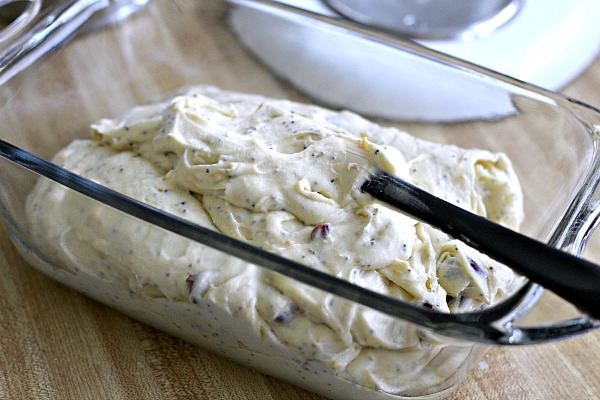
1, 1, 600, 399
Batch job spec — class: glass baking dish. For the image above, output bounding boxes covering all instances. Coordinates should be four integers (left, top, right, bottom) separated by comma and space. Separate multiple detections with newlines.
1, 0, 600, 399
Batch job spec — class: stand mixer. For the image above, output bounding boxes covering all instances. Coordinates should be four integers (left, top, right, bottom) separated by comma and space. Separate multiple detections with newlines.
231, 0, 600, 121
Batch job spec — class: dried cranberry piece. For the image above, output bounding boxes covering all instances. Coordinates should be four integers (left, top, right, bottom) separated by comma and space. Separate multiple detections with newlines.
468, 258, 483, 274
310, 223, 332, 240
186, 274, 196, 291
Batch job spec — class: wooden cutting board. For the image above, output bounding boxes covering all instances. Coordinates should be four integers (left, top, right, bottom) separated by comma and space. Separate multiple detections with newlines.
1, 6, 600, 399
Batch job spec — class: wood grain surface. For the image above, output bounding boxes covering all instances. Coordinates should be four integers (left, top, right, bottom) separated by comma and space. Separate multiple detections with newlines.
1, 2, 600, 399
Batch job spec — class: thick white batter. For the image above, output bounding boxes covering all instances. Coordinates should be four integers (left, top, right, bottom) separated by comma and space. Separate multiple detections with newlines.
26, 86, 524, 398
